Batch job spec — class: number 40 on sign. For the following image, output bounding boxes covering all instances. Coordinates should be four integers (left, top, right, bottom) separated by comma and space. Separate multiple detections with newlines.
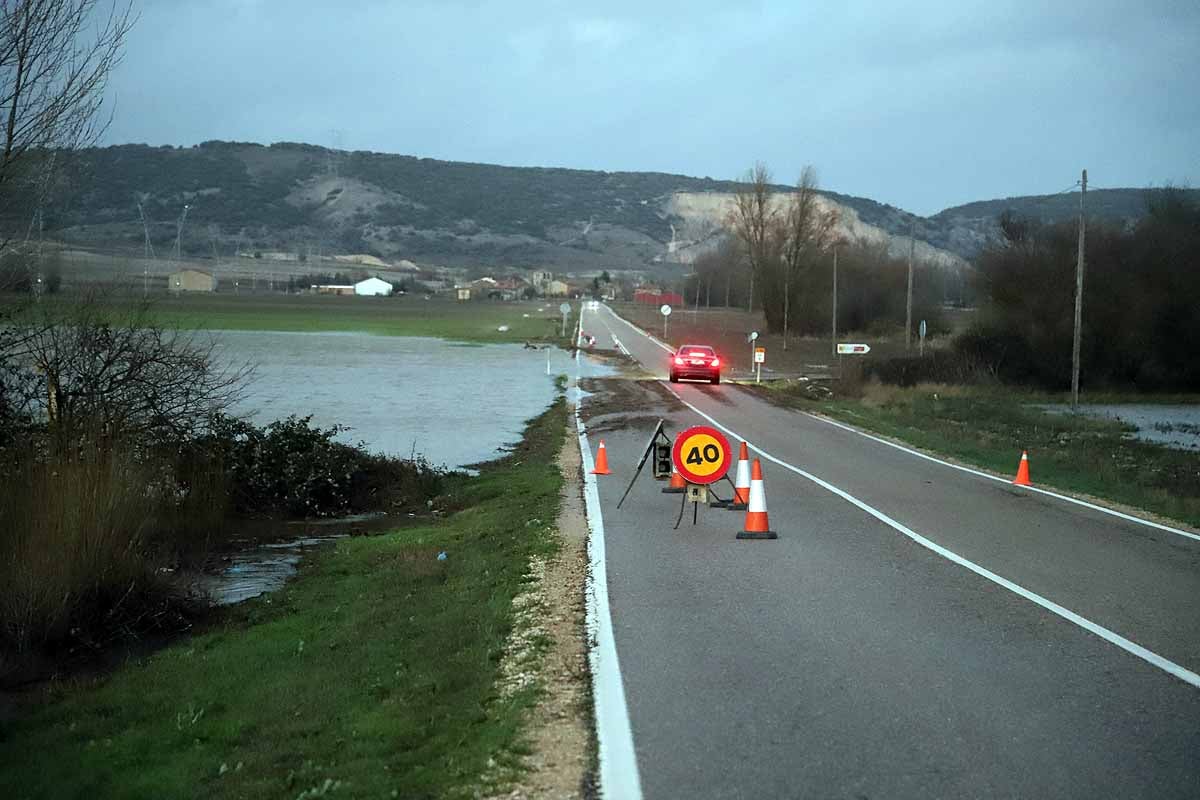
671, 425, 733, 485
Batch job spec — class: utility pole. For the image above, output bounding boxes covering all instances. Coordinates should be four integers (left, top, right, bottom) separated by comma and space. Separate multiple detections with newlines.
1071, 169, 1087, 408
905, 218, 915, 352
831, 246, 838, 356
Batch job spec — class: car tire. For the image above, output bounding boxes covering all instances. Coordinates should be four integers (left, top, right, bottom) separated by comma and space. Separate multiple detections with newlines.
669, 372, 679, 383
711, 375, 720, 385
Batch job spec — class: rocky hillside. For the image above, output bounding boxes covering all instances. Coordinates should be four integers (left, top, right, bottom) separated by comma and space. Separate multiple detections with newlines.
19, 141, 1192, 273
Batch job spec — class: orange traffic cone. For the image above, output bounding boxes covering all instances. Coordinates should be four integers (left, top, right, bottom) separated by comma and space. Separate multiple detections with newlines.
591, 440, 612, 475
662, 469, 687, 494
1013, 450, 1031, 486
727, 441, 751, 511
737, 459, 777, 540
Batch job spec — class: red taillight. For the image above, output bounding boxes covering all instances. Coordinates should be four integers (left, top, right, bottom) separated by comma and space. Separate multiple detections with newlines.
711, 358, 720, 367
674, 357, 684, 365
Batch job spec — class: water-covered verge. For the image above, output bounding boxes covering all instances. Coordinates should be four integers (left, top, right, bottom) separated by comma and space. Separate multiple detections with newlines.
1037, 404, 1200, 451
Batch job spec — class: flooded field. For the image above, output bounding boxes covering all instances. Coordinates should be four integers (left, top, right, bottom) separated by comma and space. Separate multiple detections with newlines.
214, 330, 613, 468
1039, 404, 1200, 451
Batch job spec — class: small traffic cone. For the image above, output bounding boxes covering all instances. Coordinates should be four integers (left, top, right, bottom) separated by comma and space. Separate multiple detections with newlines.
662, 469, 687, 494
591, 440, 612, 475
737, 459, 777, 540
727, 441, 751, 511
1013, 450, 1031, 486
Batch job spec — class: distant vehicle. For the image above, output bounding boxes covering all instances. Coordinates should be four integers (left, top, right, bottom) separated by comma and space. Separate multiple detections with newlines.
669, 344, 721, 384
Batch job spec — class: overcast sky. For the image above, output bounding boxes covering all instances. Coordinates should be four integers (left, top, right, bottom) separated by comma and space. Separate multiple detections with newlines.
103, 0, 1199, 215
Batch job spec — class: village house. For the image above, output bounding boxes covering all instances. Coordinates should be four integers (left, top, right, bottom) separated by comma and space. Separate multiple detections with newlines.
354, 277, 393, 296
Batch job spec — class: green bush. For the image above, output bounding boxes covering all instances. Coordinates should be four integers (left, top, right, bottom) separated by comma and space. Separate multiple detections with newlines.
198, 414, 444, 517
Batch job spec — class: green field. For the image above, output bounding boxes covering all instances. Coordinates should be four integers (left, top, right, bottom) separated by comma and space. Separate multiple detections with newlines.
96, 292, 579, 344
757, 382, 1200, 529
0, 399, 569, 800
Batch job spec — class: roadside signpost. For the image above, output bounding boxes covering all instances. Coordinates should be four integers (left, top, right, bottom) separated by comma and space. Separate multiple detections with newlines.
754, 346, 766, 383
560, 302, 571, 337
836, 342, 870, 380
660, 303, 672, 340
919, 319, 927, 357
748, 331, 759, 374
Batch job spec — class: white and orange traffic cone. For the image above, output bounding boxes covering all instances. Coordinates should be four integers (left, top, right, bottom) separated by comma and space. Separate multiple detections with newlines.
727, 441, 751, 511
591, 440, 612, 475
662, 469, 687, 494
1013, 450, 1031, 486
737, 458, 777, 540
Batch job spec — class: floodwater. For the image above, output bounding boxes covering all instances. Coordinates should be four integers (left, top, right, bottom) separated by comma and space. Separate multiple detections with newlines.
213, 331, 613, 468
203, 331, 613, 604
1039, 404, 1200, 451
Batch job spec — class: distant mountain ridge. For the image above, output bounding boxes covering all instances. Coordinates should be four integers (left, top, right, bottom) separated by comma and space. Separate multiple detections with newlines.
22, 141, 1194, 272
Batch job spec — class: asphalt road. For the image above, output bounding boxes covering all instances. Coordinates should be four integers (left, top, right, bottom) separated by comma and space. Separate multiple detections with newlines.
578, 303, 1200, 799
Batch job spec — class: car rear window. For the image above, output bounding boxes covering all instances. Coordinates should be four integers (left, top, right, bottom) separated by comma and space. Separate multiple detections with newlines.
679, 346, 715, 357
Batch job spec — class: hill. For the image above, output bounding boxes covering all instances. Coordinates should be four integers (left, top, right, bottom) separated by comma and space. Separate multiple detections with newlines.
14, 141, 1193, 272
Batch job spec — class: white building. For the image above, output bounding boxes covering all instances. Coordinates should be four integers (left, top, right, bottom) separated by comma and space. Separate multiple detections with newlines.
354, 277, 394, 296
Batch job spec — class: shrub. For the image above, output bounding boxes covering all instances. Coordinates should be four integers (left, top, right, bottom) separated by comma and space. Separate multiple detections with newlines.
198, 414, 443, 517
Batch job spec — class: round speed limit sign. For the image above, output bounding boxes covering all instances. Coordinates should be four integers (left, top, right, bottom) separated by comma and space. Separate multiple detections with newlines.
671, 425, 732, 485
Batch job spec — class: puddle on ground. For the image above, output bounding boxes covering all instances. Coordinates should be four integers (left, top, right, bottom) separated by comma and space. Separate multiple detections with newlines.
199, 512, 396, 605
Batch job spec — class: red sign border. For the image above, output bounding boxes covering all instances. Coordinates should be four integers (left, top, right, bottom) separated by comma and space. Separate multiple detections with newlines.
671, 425, 732, 485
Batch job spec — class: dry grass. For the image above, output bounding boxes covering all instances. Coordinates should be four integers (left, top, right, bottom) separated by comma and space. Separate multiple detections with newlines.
0, 448, 222, 683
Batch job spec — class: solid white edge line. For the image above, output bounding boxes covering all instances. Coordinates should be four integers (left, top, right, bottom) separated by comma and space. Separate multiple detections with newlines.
602, 304, 1200, 544
801, 412, 1200, 543
667, 390, 1200, 690
576, 308, 645, 799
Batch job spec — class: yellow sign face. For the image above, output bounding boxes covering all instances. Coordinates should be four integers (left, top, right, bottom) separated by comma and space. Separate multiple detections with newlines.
679, 433, 726, 478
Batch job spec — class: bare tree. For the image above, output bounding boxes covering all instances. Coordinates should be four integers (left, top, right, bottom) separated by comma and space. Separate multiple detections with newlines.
6, 293, 252, 453
778, 166, 838, 348
726, 162, 780, 316
0, 1, 136, 247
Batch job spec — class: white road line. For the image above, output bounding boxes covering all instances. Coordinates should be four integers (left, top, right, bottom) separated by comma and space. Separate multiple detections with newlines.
601, 304, 1200, 544
667, 390, 1200, 690
801, 412, 1200, 543
575, 305, 645, 799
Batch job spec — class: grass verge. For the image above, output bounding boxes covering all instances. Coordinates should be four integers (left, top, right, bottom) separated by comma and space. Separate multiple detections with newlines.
754, 382, 1200, 529
0, 398, 568, 800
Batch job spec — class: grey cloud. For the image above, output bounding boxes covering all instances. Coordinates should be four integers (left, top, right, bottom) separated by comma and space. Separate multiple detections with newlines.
104, 0, 1199, 214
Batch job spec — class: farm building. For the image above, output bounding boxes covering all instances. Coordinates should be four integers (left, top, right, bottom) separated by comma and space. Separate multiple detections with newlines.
169, 269, 215, 293
544, 279, 570, 297
314, 284, 355, 296
354, 277, 393, 296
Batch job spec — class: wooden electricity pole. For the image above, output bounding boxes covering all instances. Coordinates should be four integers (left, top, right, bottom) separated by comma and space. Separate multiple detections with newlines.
831, 246, 838, 356
905, 219, 915, 351
1071, 169, 1087, 408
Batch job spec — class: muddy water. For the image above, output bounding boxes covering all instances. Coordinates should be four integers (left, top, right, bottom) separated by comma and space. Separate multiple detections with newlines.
204, 331, 613, 603
214, 331, 613, 468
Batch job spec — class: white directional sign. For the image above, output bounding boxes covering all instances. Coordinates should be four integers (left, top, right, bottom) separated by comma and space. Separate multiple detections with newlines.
837, 343, 871, 354
754, 347, 766, 364
559, 302, 572, 314
660, 304, 672, 316
748, 331, 759, 342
